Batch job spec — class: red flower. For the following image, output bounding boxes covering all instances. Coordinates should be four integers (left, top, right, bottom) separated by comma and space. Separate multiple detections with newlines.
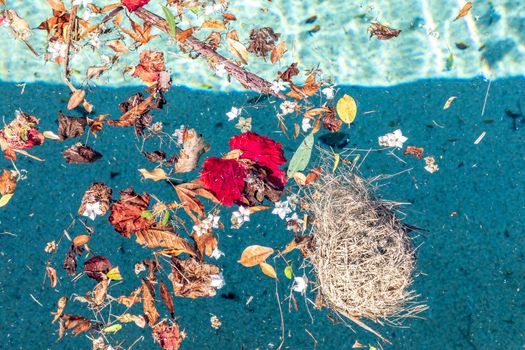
122, 0, 151, 12
229, 132, 287, 187
200, 157, 246, 207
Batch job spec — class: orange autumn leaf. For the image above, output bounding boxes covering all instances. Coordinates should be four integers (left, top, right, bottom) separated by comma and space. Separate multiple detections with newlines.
259, 262, 277, 279
202, 19, 226, 30
46, 266, 58, 288
67, 89, 86, 110
270, 41, 286, 64
454, 2, 472, 21
135, 224, 196, 257
72, 234, 90, 247
238, 245, 274, 267
142, 278, 159, 327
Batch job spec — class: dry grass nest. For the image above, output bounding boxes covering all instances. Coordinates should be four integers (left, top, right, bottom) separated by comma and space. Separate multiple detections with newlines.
304, 168, 426, 338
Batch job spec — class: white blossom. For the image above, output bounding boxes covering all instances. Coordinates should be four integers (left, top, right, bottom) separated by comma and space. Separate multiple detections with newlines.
231, 206, 250, 228
301, 118, 312, 132
210, 248, 225, 260
292, 276, 307, 294
210, 273, 225, 289
322, 86, 335, 99
286, 213, 303, 230
193, 213, 221, 236
378, 129, 408, 149
424, 156, 439, 173
271, 80, 287, 94
279, 101, 296, 115
272, 200, 292, 220
82, 202, 103, 220
47, 41, 68, 60
226, 107, 241, 121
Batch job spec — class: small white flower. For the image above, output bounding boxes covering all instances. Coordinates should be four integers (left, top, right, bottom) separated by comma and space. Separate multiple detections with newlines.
226, 107, 241, 121
47, 41, 68, 60
134, 262, 146, 275
272, 201, 291, 220
271, 80, 287, 94
378, 129, 408, 149
322, 86, 335, 100
215, 63, 227, 77
193, 223, 207, 237
301, 118, 312, 132
82, 202, 103, 220
286, 213, 303, 231
292, 276, 307, 294
210, 273, 225, 289
424, 156, 439, 173
279, 101, 296, 115
172, 125, 186, 145
231, 206, 250, 228
73, 0, 91, 7
204, 214, 220, 229
210, 248, 225, 260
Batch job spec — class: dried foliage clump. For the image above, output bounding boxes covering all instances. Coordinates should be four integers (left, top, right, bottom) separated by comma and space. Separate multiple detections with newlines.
304, 166, 426, 331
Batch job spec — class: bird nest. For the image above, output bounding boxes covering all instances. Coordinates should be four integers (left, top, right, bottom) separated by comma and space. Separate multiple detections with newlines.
303, 168, 426, 339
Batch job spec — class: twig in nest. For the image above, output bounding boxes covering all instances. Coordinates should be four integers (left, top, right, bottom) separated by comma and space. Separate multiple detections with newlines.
133, 8, 286, 100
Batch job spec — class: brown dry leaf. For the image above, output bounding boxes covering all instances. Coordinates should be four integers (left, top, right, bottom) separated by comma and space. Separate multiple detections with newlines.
57, 113, 87, 140
117, 287, 142, 308
322, 107, 342, 132
259, 262, 277, 279
287, 72, 321, 100
279, 62, 299, 82
67, 89, 86, 111
174, 183, 205, 220
152, 319, 184, 350
202, 19, 227, 30
305, 167, 322, 185
160, 279, 175, 318
78, 182, 112, 219
403, 146, 425, 159
174, 128, 210, 173
92, 279, 109, 306
238, 245, 274, 267
108, 187, 153, 238
247, 27, 280, 57
62, 144, 102, 164
107, 40, 129, 53
227, 38, 249, 64
192, 229, 218, 259
52, 296, 68, 323
454, 2, 473, 21
84, 256, 112, 282
135, 224, 196, 257
139, 168, 168, 181
142, 278, 160, 327
108, 93, 155, 127
223, 13, 236, 21
86, 114, 107, 137
73, 235, 90, 247
47, 0, 66, 12
5, 10, 31, 40
0, 169, 17, 196
270, 41, 286, 64
170, 257, 222, 298
368, 22, 401, 40
86, 66, 109, 80
176, 27, 197, 42
46, 266, 58, 288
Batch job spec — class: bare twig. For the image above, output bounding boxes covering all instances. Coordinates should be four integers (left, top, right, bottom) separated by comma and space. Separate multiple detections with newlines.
134, 8, 286, 100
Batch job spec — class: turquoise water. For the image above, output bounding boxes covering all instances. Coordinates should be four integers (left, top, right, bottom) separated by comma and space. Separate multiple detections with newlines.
1, 0, 525, 349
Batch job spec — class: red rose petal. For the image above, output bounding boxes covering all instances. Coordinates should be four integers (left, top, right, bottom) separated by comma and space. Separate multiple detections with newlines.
122, 0, 151, 12
200, 157, 246, 207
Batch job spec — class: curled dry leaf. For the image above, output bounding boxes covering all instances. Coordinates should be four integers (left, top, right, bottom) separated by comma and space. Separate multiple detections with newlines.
72, 235, 90, 247
143, 150, 166, 163
135, 223, 196, 256
0, 169, 17, 208
67, 89, 86, 110
368, 22, 401, 40
160, 279, 175, 318
84, 255, 112, 282
78, 182, 112, 219
152, 319, 184, 350
139, 168, 168, 181
279, 62, 299, 82
52, 296, 68, 323
192, 229, 218, 260
108, 187, 153, 238
288, 72, 321, 100
62, 143, 102, 164
202, 19, 226, 30
270, 41, 286, 64
117, 313, 146, 328
91, 279, 109, 306
107, 40, 130, 53
117, 287, 142, 308
322, 107, 342, 132
132, 50, 167, 84
174, 128, 210, 173
63, 244, 83, 276
58, 113, 87, 140
238, 245, 274, 267
170, 257, 221, 298
46, 266, 58, 288
141, 278, 159, 327
247, 27, 280, 57
403, 146, 424, 159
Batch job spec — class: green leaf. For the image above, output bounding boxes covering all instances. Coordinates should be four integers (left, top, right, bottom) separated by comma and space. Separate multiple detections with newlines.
161, 211, 170, 226
141, 210, 153, 220
103, 323, 122, 334
336, 94, 357, 124
106, 267, 123, 281
287, 133, 314, 178
284, 265, 293, 279
162, 6, 177, 38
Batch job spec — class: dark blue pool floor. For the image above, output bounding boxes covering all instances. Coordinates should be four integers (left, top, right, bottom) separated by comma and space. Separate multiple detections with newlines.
0, 77, 523, 349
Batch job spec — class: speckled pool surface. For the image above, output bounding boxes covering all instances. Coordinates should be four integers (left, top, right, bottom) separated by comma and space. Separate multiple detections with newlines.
1, 0, 525, 90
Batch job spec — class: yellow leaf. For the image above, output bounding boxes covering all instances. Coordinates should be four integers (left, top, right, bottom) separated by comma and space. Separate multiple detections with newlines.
106, 267, 123, 281
238, 245, 274, 267
259, 262, 277, 279
103, 323, 122, 333
43, 131, 61, 140
332, 153, 340, 173
0, 194, 13, 208
336, 94, 357, 124
138, 168, 168, 181
202, 19, 227, 30
227, 38, 249, 65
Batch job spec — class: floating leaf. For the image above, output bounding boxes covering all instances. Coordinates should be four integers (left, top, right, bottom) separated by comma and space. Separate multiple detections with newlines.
106, 267, 123, 280
287, 133, 314, 178
139, 168, 168, 181
103, 324, 122, 334
202, 19, 226, 30
72, 234, 90, 247
454, 2, 472, 21
443, 96, 457, 109
336, 94, 357, 124
284, 265, 293, 279
239, 245, 274, 267
160, 279, 175, 318
259, 262, 277, 279
161, 211, 170, 226
142, 278, 160, 326
0, 193, 13, 208
270, 41, 286, 64
46, 266, 58, 288
135, 224, 196, 256
227, 38, 249, 64
84, 256, 112, 282
67, 89, 86, 110
173, 128, 210, 173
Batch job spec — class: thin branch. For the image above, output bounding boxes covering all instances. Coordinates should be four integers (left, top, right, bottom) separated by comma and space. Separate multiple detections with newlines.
134, 8, 286, 100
